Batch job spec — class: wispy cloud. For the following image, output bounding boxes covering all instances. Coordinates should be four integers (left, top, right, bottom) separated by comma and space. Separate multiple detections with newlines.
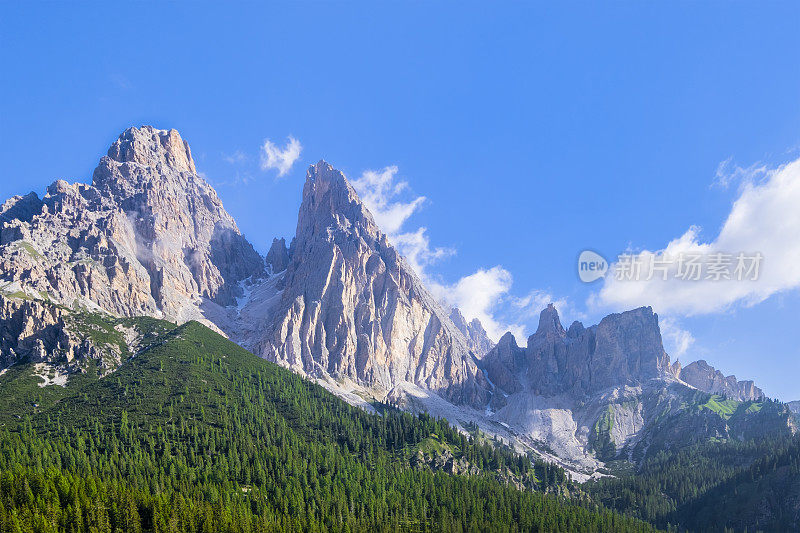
109, 73, 132, 90
351, 167, 426, 235
224, 150, 247, 165
713, 157, 770, 189
260, 136, 302, 177
659, 317, 695, 359
512, 290, 581, 324
438, 266, 524, 342
351, 166, 453, 276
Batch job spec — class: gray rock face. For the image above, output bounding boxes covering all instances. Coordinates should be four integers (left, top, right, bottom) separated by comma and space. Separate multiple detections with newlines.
678, 359, 765, 401
0, 126, 264, 324
449, 308, 493, 357
484, 304, 673, 399
0, 294, 72, 366
250, 161, 489, 405
0, 293, 148, 377
0, 129, 488, 407
265, 237, 291, 273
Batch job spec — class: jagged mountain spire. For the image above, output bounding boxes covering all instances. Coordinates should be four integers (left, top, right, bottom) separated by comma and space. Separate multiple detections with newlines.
535, 303, 565, 336
252, 161, 489, 405
450, 307, 494, 357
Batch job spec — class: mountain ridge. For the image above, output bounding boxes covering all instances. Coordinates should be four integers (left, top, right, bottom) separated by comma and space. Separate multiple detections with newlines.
0, 125, 792, 479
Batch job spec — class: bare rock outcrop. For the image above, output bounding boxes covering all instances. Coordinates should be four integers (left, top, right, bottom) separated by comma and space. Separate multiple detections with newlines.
449, 308, 494, 357
0, 294, 72, 366
265, 237, 291, 273
0, 293, 144, 376
678, 359, 764, 401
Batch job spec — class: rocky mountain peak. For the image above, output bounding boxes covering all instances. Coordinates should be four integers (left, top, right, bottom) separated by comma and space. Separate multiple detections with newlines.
105, 126, 196, 174
449, 308, 494, 357
483, 305, 674, 399
0, 126, 263, 324
296, 161, 382, 246
0, 192, 42, 224
265, 237, 291, 273
251, 161, 488, 406
534, 303, 565, 337
567, 320, 585, 338
497, 331, 519, 348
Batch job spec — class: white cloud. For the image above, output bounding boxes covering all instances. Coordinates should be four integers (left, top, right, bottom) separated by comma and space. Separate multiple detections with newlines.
594, 157, 800, 317
351, 167, 426, 235
438, 266, 524, 342
351, 167, 453, 274
659, 317, 695, 359
352, 165, 567, 343
260, 136, 302, 177
511, 290, 583, 327
391, 228, 455, 275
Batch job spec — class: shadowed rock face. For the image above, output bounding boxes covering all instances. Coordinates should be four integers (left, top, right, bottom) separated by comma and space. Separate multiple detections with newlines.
478, 305, 792, 472
449, 308, 493, 357
678, 359, 764, 401
265, 238, 291, 273
484, 304, 674, 399
251, 161, 489, 406
0, 126, 264, 323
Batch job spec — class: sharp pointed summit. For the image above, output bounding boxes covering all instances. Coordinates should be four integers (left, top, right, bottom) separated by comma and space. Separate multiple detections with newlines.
250, 161, 489, 405
535, 303, 565, 336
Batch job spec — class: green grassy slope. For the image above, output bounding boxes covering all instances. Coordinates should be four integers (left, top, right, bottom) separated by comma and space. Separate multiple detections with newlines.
0, 319, 658, 533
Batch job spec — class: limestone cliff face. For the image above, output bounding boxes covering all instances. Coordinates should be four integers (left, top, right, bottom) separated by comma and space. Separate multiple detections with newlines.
0, 126, 264, 323
0, 294, 72, 367
251, 161, 489, 405
0, 294, 151, 376
449, 308, 493, 357
0, 129, 487, 406
484, 304, 673, 399
678, 359, 764, 401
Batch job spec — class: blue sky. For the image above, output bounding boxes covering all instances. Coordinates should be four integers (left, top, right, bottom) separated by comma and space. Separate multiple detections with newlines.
1, 2, 799, 399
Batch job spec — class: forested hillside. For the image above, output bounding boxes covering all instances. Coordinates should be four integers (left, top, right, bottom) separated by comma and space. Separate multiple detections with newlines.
0, 317, 657, 532
588, 431, 800, 531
